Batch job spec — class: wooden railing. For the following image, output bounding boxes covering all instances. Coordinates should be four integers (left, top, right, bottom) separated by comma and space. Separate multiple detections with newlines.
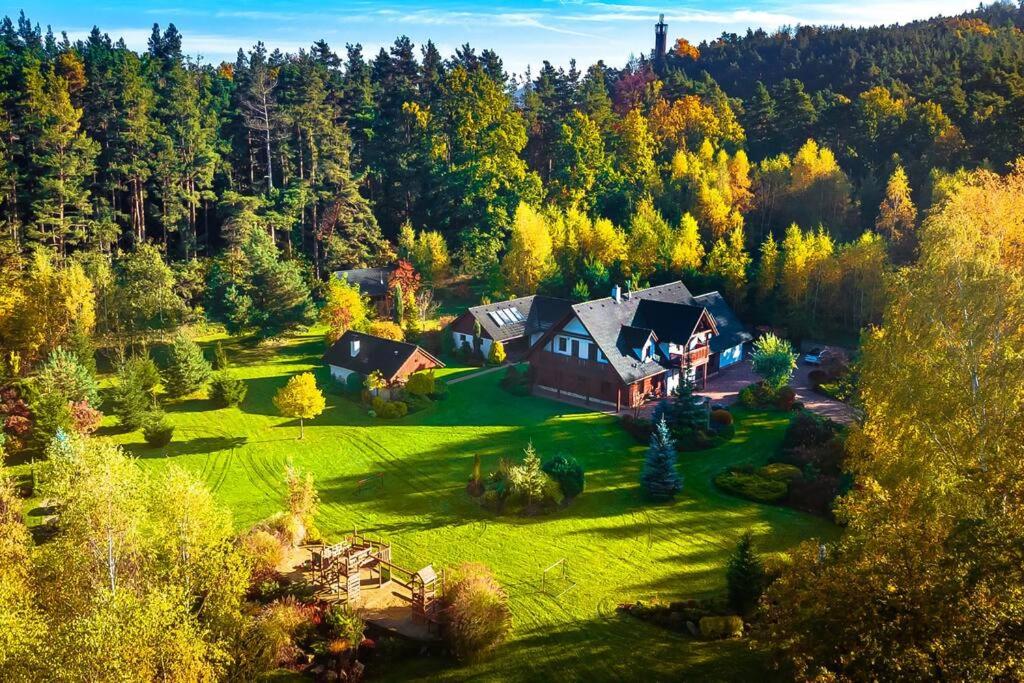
674, 345, 709, 366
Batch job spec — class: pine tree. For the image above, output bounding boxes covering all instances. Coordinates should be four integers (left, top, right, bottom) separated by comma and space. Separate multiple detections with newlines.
162, 332, 212, 398
641, 417, 683, 502
21, 59, 99, 254
726, 531, 766, 617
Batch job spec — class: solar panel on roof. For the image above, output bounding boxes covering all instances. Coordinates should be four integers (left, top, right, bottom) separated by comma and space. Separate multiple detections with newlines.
498, 309, 514, 324
509, 308, 525, 322
488, 311, 504, 327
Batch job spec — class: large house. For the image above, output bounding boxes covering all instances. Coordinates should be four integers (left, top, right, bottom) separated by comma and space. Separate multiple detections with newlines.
526, 282, 750, 410
323, 331, 443, 389
449, 295, 573, 360
333, 265, 397, 318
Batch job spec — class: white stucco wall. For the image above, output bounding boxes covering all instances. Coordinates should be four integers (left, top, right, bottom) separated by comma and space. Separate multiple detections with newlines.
329, 365, 354, 382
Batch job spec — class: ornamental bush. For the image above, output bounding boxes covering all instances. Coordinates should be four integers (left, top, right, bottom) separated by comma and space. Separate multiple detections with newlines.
371, 396, 408, 419
751, 333, 797, 392
405, 370, 436, 397
714, 468, 788, 503
699, 615, 744, 639
711, 409, 733, 425
443, 563, 512, 661
542, 454, 585, 499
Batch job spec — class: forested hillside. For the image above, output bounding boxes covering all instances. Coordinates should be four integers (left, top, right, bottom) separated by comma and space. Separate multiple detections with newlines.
1, 3, 1023, 355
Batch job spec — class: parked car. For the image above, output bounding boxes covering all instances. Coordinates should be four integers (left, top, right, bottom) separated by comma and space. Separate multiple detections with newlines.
803, 348, 824, 365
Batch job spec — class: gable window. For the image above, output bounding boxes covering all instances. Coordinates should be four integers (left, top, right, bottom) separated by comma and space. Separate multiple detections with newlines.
597, 349, 608, 364
557, 336, 568, 353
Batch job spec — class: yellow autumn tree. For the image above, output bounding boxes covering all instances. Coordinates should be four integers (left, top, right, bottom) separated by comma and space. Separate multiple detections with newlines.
876, 164, 917, 253
671, 213, 705, 272
705, 226, 751, 305
501, 203, 555, 296
755, 232, 780, 305
761, 164, 1024, 680
626, 196, 672, 279
320, 277, 370, 345
579, 216, 628, 265
273, 372, 326, 439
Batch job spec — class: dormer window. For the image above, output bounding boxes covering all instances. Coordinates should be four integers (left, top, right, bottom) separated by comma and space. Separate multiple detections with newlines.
350, 338, 361, 356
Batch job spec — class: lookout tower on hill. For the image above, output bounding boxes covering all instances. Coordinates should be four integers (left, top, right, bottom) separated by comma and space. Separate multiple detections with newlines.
654, 13, 668, 71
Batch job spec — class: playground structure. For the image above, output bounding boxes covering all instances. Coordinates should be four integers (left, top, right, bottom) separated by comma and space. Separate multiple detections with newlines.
309, 530, 445, 628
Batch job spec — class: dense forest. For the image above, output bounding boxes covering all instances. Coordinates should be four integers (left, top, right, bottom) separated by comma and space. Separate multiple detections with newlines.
3, 3, 1024, 681
2, 3, 1023, 354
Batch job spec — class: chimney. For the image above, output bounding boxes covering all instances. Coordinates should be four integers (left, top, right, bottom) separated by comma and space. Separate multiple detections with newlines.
612, 285, 621, 303
350, 338, 360, 356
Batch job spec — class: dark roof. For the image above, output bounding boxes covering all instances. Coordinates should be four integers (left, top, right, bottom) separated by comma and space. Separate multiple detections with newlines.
632, 299, 706, 346
333, 265, 397, 298
693, 291, 753, 353
567, 282, 703, 384
322, 331, 443, 380
618, 326, 656, 359
467, 295, 573, 342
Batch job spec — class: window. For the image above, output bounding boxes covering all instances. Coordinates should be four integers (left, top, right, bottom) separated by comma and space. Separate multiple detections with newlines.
557, 336, 568, 353
597, 349, 608, 364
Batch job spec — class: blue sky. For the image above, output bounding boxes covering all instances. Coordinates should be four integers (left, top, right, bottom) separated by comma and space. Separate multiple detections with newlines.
11, 0, 982, 76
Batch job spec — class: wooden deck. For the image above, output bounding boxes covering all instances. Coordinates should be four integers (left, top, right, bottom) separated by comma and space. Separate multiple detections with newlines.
279, 545, 441, 642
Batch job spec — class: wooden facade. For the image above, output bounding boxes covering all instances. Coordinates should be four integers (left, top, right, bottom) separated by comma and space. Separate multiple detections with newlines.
528, 308, 716, 411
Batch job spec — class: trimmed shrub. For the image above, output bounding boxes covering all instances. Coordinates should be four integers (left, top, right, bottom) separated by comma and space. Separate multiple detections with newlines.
542, 454, 585, 499
499, 364, 531, 396
142, 411, 174, 447
406, 370, 436, 397
714, 469, 788, 503
699, 615, 744, 639
443, 563, 512, 661
710, 409, 733, 426
371, 397, 409, 419
759, 462, 802, 481
345, 371, 365, 394
210, 373, 248, 408
487, 340, 507, 365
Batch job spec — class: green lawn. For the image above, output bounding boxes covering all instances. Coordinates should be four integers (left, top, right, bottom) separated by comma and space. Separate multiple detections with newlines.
99, 332, 836, 682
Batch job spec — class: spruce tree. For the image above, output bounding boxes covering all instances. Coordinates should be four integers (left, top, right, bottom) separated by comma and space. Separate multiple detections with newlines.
212, 341, 230, 370
726, 532, 766, 617
641, 417, 683, 502
672, 368, 707, 439
113, 360, 154, 431
162, 333, 212, 398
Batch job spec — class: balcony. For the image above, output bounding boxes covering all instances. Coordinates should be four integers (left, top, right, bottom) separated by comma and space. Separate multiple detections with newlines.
669, 344, 709, 367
